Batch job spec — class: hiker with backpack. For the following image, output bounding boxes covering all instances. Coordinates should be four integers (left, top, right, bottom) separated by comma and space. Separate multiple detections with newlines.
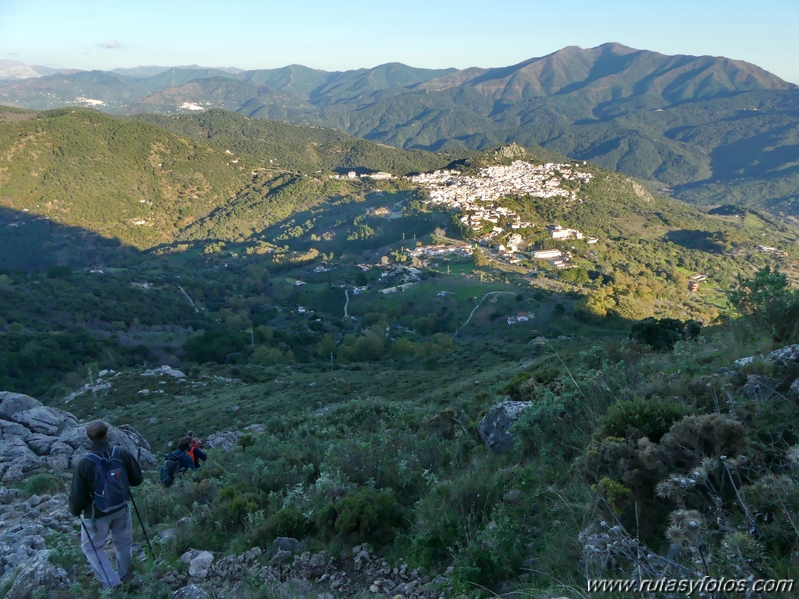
160, 437, 202, 486
68, 420, 143, 589
186, 430, 207, 468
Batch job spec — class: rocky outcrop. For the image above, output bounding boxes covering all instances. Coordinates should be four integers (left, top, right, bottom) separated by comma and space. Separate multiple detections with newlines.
2, 549, 69, 599
0, 392, 156, 481
477, 399, 532, 452
0, 392, 41, 419
165, 543, 451, 599
0, 489, 73, 594
204, 430, 243, 452
142, 365, 186, 378
733, 344, 799, 369
740, 374, 782, 401
768, 344, 799, 365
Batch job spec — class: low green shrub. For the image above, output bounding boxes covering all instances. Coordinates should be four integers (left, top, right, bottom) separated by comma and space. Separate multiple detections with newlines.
600, 397, 686, 442
268, 506, 309, 538
332, 486, 403, 544
23, 473, 64, 496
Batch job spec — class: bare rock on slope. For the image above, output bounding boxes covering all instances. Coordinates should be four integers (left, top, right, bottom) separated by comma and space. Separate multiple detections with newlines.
477, 398, 532, 452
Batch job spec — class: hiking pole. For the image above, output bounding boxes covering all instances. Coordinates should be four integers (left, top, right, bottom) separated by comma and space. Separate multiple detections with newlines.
128, 491, 154, 560
79, 518, 113, 588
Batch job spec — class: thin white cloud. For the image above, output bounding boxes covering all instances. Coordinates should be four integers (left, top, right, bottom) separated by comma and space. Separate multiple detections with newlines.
97, 40, 125, 50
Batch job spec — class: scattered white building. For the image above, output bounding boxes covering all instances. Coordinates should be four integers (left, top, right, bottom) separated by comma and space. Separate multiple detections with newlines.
409, 244, 473, 258
547, 225, 583, 240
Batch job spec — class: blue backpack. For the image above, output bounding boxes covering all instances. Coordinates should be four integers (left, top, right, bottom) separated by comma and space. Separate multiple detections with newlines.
159, 450, 184, 487
85, 446, 130, 517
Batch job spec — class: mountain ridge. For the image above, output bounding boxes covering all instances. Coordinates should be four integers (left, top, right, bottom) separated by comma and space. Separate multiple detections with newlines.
1, 44, 798, 214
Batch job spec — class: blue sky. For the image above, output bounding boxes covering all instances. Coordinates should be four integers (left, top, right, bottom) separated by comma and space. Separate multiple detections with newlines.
1, 0, 797, 82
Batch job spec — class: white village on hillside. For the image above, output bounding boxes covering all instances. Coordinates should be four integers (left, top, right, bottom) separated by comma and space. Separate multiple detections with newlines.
409, 161, 597, 267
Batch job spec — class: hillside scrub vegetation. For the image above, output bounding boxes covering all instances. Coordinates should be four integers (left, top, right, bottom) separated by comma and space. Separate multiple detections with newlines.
21, 266, 797, 597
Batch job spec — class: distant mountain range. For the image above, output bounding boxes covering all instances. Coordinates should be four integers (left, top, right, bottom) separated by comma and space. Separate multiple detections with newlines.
2, 44, 798, 213
0, 59, 65, 80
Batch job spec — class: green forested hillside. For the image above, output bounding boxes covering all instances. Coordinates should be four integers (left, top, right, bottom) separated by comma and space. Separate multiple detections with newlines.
0, 107, 462, 261
2, 44, 797, 213
0, 106, 251, 248
135, 109, 470, 174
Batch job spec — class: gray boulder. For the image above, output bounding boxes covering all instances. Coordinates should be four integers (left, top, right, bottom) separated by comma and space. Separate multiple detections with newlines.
174, 585, 211, 599
56, 426, 91, 450
2, 456, 44, 482
272, 537, 301, 553
116, 423, 152, 452
48, 441, 74, 456
270, 549, 292, 566
0, 419, 30, 437
0, 549, 69, 599
46, 454, 71, 472
180, 549, 203, 565
741, 375, 781, 401
24, 434, 58, 456
0, 437, 42, 471
0, 393, 41, 419
204, 431, 242, 452
189, 551, 214, 578
768, 345, 799, 365
11, 407, 78, 436
0, 389, 155, 479
477, 399, 532, 452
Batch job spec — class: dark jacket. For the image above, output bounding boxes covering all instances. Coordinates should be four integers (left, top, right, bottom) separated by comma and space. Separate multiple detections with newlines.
190, 447, 207, 466
69, 440, 144, 518
173, 449, 197, 471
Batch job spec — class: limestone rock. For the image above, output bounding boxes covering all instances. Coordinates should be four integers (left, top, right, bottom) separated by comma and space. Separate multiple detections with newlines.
189, 551, 214, 578
271, 549, 292, 566
174, 584, 211, 599
0, 392, 42, 419
477, 399, 532, 452
768, 344, 799, 365
204, 431, 242, 452
180, 549, 202, 565
0, 437, 42, 481
10, 406, 78, 436
0, 419, 30, 437
740, 374, 781, 401
24, 433, 58, 456
271, 537, 300, 553
117, 423, 152, 452
733, 355, 757, 368
142, 365, 186, 378
0, 388, 155, 482
48, 441, 74, 456
46, 454, 71, 472
1, 549, 69, 599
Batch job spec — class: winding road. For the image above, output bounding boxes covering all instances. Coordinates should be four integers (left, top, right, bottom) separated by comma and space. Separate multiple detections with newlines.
457, 291, 517, 332
177, 284, 200, 313
343, 289, 350, 317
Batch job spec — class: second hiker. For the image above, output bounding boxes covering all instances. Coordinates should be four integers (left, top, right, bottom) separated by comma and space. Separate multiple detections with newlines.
186, 430, 207, 468
160, 436, 205, 486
